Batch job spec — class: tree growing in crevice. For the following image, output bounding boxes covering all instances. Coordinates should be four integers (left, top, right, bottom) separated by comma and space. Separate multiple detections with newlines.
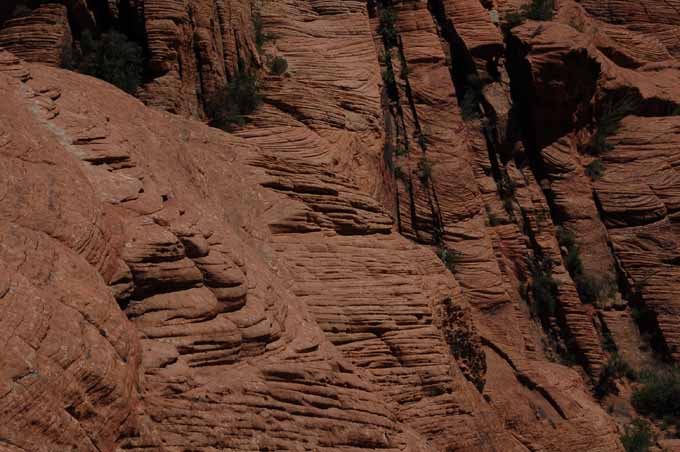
524, 0, 555, 21
629, 291, 673, 360
380, 50, 399, 101
500, 0, 554, 30
588, 94, 639, 155
556, 227, 615, 306
417, 155, 433, 184
268, 55, 288, 75
253, 6, 273, 52
460, 90, 481, 121
378, 7, 398, 49
632, 366, 680, 419
498, 171, 517, 218
459, 75, 485, 121
594, 354, 637, 398
585, 159, 605, 180
529, 255, 560, 319
205, 70, 261, 131
437, 247, 462, 272
620, 419, 655, 452
73, 30, 144, 94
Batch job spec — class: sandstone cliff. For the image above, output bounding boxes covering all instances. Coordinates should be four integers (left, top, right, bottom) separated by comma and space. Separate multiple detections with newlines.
1, 0, 679, 450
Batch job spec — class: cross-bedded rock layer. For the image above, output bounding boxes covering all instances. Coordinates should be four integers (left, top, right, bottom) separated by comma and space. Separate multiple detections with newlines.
1, 0, 679, 450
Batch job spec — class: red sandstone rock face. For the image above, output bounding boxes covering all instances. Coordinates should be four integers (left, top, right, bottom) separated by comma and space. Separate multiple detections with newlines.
136, 0, 259, 116
0, 49, 621, 449
0, 52, 138, 451
1, 0, 679, 450
0, 0, 258, 118
503, 0, 680, 364
0, 4, 72, 67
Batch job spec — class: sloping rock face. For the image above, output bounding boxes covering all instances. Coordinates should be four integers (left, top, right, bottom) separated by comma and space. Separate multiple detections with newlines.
502, 0, 680, 364
1, 0, 680, 450
0, 44, 620, 452
0, 0, 258, 117
0, 4, 72, 67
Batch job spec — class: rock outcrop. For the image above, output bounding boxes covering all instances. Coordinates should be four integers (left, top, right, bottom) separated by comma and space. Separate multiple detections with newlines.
0, 4, 72, 67
1, 0, 680, 450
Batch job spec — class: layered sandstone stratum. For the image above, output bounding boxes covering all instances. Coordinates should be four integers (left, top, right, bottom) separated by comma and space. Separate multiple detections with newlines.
0, 0, 679, 450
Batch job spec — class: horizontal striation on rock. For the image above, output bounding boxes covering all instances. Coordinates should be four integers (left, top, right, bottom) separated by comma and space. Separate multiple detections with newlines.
2, 0, 680, 448
0, 4, 71, 67
0, 58, 139, 451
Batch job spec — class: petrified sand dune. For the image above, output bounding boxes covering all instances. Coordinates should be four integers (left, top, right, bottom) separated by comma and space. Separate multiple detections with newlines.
1, 0, 679, 450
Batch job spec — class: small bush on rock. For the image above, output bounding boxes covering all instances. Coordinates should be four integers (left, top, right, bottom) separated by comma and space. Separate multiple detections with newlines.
253, 11, 272, 51
595, 354, 637, 398
589, 95, 639, 155
524, 0, 555, 21
438, 247, 462, 272
379, 7, 398, 48
556, 227, 614, 306
417, 156, 433, 183
501, 11, 525, 30
632, 366, 680, 418
620, 419, 655, 452
585, 159, 605, 180
205, 71, 261, 131
460, 90, 481, 121
530, 257, 559, 318
501, 0, 554, 30
78, 30, 143, 94
270, 56, 288, 75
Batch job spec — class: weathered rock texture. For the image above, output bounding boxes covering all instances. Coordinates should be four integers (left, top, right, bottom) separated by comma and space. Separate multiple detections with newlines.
1, 0, 680, 450
0, 4, 72, 67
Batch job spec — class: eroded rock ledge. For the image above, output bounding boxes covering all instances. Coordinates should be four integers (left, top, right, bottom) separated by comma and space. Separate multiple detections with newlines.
1, 0, 680, 450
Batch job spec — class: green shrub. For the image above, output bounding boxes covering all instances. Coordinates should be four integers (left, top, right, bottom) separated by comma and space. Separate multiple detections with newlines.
589, 95, 639, 155
400, 61, 409, 80
530, 257, 559, 318
417, 156, 432, 183
460, 90, 481, 121
595, 354, 636, 398
502, 11, 525, 30
556, 226, 576, 249
602, 328, 617, 352
270, 55, 288, 75
78, 30, 143, 94
577, 275, 615, 305
557, 227, 583, 275
382, 65, 395, 87
565, 245, 584, 276
523, 0, 555, 21
379, 7, 398, 48
632, 367, 680, 418
417, 132, 428, 149
620, 419, 655, 452
556, 227, 614, 305
205, 71, 261, 131
503, 197, 514, 216
395, 145, 408, 157
253, 11, 272, 51
438, 247, 462, 272
501, 0, 553, 30
585, 159, 605, 180
488, 212, 502, 226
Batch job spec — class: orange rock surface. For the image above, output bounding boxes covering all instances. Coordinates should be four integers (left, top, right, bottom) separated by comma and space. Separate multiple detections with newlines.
1, 0, 679, 450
